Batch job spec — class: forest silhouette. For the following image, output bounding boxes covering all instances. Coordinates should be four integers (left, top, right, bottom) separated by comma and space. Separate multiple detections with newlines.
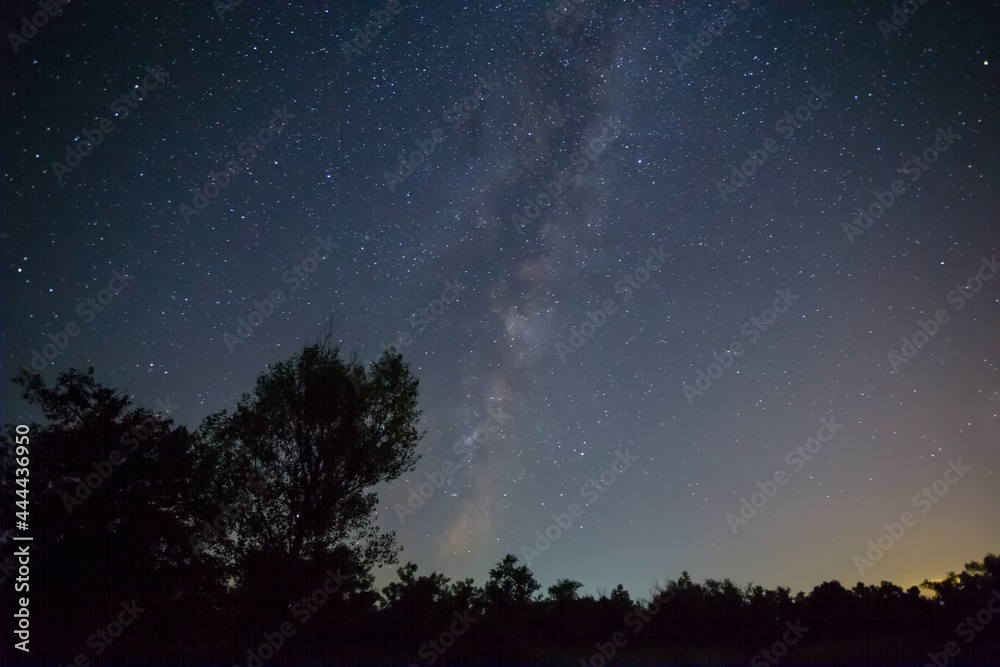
1, 339, 997, 666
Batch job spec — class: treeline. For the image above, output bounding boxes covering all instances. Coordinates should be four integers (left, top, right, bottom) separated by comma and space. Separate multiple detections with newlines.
1, 342, 997, 665
369, 555, 1000, 665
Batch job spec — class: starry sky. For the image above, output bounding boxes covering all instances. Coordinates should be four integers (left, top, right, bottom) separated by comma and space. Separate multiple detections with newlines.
3, 0, 998, 600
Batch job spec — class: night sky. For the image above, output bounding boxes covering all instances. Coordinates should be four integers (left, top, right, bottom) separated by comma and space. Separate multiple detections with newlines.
3, 0, 998, 601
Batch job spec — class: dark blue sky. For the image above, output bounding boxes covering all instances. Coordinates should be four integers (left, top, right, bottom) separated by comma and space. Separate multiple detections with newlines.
3, 0, 997, 599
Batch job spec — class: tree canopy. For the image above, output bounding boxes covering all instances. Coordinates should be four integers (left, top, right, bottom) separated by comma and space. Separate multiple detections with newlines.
199, 342, 422, 578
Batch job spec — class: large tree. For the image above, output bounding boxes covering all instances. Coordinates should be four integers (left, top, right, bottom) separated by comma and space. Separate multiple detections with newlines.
200, 341, 423, 582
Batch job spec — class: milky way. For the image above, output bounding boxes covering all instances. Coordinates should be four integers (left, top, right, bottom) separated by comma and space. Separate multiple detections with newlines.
3, 0, 997, 598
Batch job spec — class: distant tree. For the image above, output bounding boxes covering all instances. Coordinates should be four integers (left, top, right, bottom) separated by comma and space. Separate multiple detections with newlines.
921, 571, 961, 606
719, 578, 745, 606
382, 561, 453, 610
808, 579, 850, 601
803, 580, 852, 640
374, 561, 456, 655
876, 580, 904, 599
484, 554, 540, 609
610, 583, 632, 607
744, 581, 766, 605
450, 577, 485, 615
548, 578, 584, 602
921, 553, 1000, 609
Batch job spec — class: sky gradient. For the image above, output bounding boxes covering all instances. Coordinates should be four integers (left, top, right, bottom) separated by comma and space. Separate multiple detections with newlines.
3, 0, 998, 601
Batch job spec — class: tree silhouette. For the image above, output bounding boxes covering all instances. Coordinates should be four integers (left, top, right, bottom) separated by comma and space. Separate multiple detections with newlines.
199, 342, 422, 585
921, 553, 1000, 610
0, 367, 222, 661
484, 553, 541, 609
3, 362, 998, 665
548, 577, 584, 602
610, 582, 633, 607
192, 340, 424, 657
450, 576, 486, 617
